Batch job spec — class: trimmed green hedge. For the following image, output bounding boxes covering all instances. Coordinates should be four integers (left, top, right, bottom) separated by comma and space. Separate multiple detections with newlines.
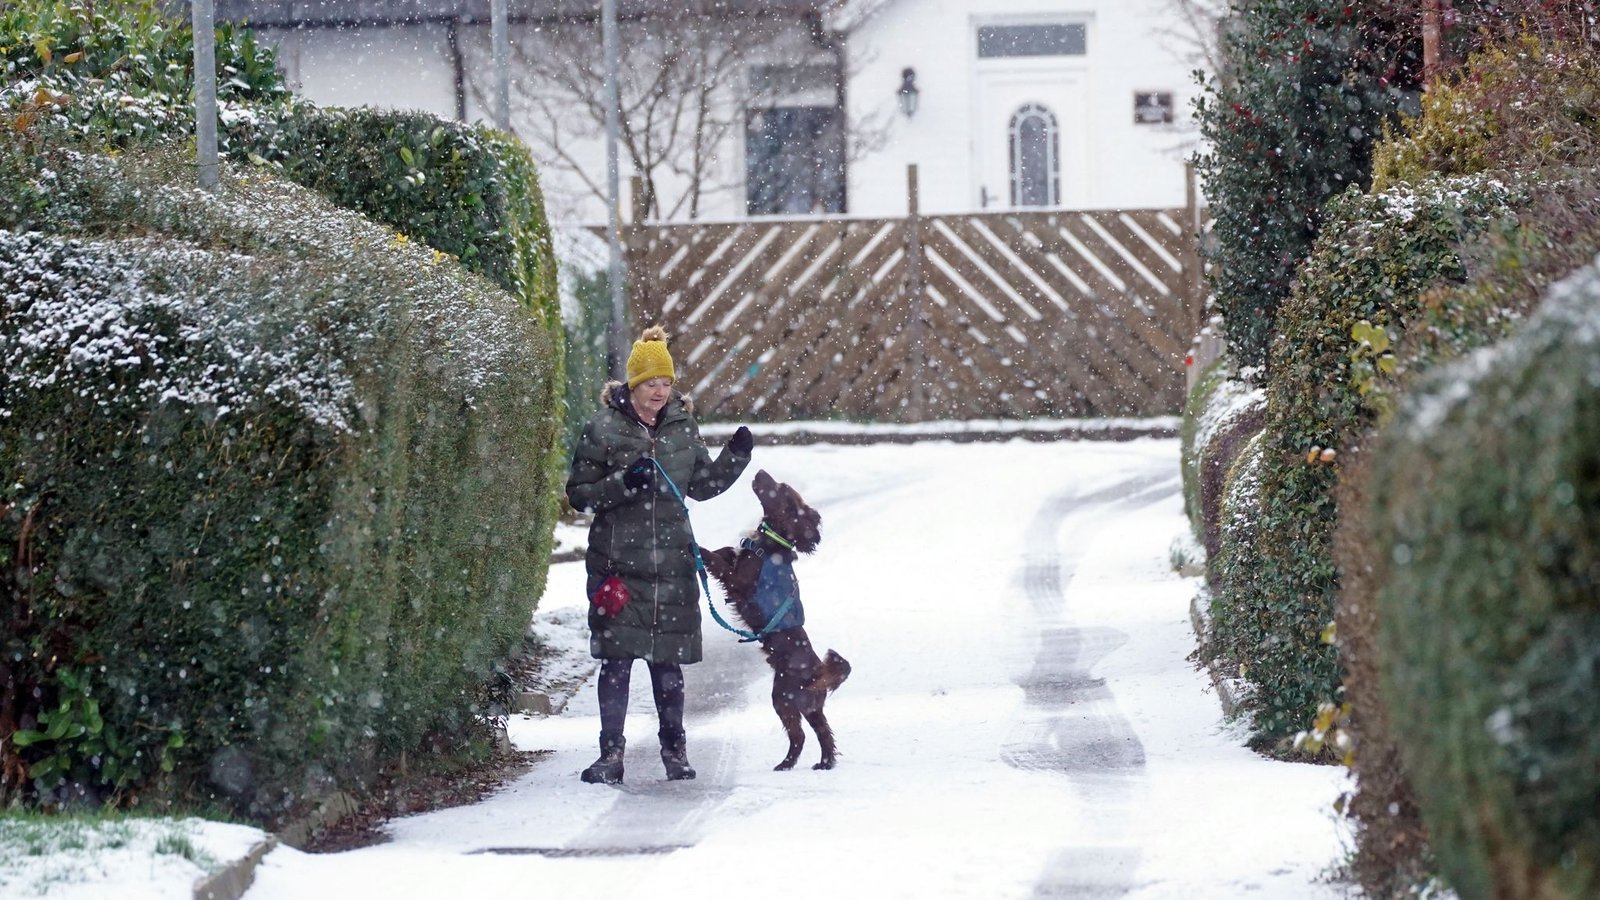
1216, 174, 1520, 741
1367, 264, 1600, 899
1326, 39, 1600, 897
231, 106, 559, 325
0, 143, 559, 820
560, 261, 611, 457
228, 103, 567, 578
2, 0, 568, 819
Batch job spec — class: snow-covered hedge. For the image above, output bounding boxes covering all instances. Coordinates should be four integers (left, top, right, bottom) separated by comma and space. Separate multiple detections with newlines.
1208, 429, 1265, 688
1203, 168, 1523, 743
1215, 173, 1523, 743
1178, 348, 1264, 573
1366, 259, 1600, 900
226, 101, 569, 530
0, 144, 560, 821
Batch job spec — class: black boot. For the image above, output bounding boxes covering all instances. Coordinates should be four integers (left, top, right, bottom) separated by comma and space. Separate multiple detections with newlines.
659, 727, 695, 781
581, 732, 625, 784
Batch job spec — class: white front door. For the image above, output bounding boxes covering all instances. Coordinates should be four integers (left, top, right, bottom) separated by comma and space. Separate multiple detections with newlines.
973, 66, 1089, 210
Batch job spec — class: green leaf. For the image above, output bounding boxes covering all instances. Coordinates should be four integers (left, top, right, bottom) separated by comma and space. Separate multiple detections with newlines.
10, 728, 46, 748
28, 755, 60, 779
397, 145, 414, 166
42, 713, 70, 741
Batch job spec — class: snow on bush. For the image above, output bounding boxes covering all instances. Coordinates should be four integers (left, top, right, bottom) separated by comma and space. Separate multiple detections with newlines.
3, 230, 355, 430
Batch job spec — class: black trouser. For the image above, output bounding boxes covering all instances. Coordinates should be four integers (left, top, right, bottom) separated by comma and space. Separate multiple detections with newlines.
597, 658, 685, 739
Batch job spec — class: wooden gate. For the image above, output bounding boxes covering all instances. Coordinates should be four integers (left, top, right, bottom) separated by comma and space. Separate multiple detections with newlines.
619, 171, 1207, 422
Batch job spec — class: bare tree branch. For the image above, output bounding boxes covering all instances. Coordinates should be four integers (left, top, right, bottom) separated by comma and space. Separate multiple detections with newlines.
464, 11, 887, 221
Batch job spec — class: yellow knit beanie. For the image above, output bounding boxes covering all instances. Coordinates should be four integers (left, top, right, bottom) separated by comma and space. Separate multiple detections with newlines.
626, 325, 676, 389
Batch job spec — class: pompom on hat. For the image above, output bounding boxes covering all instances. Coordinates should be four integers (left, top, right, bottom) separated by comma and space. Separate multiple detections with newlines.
626, 324, 676, 389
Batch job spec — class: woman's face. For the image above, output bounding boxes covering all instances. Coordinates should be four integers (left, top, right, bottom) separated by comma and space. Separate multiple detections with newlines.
631, 377, 672, 422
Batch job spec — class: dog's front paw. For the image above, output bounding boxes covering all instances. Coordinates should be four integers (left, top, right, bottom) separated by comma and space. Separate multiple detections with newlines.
813, 758, 836, 771
700, 545, 735, 581
773, 759, 797, 771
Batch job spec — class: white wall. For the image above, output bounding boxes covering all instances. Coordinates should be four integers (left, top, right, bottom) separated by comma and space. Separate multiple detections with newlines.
269, 23, 460, 119
848, 0, 1202, 215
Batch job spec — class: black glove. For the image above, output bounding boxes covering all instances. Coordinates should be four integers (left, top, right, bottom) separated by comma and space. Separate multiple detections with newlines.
728, 425, 754, 456
623, 456, 655, 492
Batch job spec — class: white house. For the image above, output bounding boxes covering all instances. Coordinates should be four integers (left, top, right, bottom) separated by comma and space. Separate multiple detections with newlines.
212, 0, 1205, 222
849, 0, 1204, 215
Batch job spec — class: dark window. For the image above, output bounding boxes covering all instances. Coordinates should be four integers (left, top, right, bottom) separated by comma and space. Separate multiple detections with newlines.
977, 24, 1086, 59
746, 106, 844, 215
749, 64, 838, 98
1010, 104, 1059, 207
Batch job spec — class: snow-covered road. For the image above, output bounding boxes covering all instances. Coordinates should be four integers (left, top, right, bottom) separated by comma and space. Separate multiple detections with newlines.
245, 438, 1351, 899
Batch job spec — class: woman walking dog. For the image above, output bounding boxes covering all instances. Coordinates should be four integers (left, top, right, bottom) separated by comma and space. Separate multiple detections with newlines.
565, 325, 753, 783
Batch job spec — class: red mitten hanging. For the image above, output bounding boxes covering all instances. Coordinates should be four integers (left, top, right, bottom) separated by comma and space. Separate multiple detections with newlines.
590, 576, 630, 616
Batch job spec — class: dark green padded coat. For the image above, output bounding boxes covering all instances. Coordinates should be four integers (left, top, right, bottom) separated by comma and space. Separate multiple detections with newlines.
566, 383, 750, 663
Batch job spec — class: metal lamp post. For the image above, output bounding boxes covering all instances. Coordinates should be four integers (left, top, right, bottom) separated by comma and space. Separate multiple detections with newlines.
491, 0, 510, 130
603, 0, 629, 379
192, 0, 218, 191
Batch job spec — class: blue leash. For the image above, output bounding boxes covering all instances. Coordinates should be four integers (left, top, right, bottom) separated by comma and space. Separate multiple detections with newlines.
649, 457, 795, 644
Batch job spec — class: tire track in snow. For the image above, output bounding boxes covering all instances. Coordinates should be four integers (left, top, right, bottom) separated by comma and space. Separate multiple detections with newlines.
1003, 471, 1179, 897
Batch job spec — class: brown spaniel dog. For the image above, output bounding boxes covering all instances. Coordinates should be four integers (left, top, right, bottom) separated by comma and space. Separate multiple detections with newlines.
701, 470, 851, 770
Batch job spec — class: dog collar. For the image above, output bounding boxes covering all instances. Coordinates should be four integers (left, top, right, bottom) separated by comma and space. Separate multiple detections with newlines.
757, 521, 795, 551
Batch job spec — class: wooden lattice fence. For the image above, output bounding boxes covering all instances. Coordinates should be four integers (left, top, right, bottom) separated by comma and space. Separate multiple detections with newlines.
611, 173, 1209, 422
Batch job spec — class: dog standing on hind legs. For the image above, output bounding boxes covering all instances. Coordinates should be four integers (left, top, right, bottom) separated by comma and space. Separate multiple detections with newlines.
700, 470, 851, 770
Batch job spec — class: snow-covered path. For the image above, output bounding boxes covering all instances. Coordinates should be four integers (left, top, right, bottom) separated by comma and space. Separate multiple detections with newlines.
245, 438, 1351, 899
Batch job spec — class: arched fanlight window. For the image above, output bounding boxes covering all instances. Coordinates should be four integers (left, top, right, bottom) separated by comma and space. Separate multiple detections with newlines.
1009, 104, 1060, 207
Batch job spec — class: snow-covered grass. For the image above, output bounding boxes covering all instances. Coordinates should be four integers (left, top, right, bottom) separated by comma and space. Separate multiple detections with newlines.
0, 812, 264, 900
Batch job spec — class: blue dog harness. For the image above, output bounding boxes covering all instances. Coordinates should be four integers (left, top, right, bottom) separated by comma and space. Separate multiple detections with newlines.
742, 537, 805, 634
649, 458, 799, 644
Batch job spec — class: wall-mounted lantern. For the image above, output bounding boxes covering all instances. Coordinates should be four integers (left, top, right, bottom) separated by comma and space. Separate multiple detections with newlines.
897, 67, 920, 118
